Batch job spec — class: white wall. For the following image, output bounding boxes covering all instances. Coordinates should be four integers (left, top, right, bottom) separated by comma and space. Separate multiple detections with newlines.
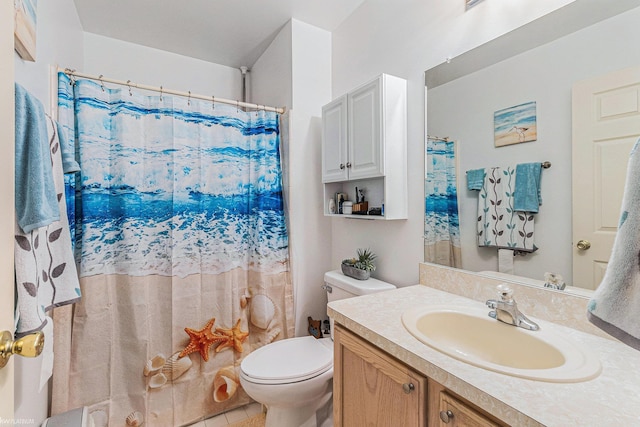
13, 0, 84, 424
330, 0, 579, 286
83, 33, 242, 99
428, 7, 640, 284
251, 20, 332, 336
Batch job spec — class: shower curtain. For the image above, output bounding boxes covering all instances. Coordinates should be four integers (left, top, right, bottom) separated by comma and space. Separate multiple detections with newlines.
54, 73, 293, 425
424, 138, 461, 268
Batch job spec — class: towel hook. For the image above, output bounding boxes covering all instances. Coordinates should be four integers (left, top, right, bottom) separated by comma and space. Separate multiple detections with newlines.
159, 85, 163, 102
98, 74, 105, 92
126, 80, 133, 97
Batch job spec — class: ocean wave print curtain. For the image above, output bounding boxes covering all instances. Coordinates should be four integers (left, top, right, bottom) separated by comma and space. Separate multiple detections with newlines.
54, 73, 293, 425
424, 138, 461, 268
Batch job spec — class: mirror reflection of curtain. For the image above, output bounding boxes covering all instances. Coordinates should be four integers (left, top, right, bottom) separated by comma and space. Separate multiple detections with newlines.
53, 73, 293, 425
425, 138, 461, 267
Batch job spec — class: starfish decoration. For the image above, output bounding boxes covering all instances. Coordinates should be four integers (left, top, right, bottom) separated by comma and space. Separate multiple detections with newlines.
215, 318, 250, 353
179, 318, 229, 362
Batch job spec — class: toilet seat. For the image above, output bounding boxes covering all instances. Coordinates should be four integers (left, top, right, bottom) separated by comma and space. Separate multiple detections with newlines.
241, 336, 333, 385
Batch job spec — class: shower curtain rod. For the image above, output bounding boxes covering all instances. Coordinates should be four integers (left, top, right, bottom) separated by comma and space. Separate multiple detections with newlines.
59, 68, 286, 114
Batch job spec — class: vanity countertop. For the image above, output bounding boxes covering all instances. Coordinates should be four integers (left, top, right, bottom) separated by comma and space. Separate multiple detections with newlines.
327, 285, 640, 427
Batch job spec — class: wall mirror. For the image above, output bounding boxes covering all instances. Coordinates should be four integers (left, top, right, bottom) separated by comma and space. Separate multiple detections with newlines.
424, 0, 640, 294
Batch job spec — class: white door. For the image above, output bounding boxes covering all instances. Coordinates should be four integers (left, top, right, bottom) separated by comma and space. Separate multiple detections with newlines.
0, 0, 16, 418
572, 66, 640, 290
322, 95, 349, 183
348, 77, 384, 180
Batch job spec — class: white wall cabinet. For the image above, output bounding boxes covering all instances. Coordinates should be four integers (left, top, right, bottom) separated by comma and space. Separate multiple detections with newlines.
322, 74, 407, 220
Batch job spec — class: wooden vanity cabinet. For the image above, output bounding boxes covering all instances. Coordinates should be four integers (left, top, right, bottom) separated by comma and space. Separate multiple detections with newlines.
333, 324, 507, 427
333, 325, 427, 426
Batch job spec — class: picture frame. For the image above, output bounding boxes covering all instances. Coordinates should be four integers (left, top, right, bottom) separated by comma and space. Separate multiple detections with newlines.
466, 0, 485, 10
494, 101, 537, 147
14, 0, 38, 62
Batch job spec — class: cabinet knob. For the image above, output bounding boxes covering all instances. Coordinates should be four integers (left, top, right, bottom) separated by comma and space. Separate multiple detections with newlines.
339, 163, 345, 170
402, 382, 415, 394
346, 162, 352, 168
439, 410, 454, 423
0, 330, 45, 368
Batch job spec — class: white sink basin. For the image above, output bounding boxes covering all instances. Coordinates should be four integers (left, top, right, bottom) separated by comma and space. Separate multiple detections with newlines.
402, 305, 601, 383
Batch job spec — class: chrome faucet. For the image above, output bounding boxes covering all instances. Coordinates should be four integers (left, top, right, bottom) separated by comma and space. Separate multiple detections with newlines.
486, 284, 539, 331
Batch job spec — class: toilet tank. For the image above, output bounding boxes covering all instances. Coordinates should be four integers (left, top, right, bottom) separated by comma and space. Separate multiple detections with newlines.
324, 270, 396, 303
324, 270, 396, 339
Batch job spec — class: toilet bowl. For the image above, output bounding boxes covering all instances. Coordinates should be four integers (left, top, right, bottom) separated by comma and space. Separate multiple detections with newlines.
240, 270, 396, 427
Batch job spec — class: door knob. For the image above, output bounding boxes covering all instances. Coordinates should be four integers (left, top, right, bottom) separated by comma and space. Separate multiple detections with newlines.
402, 382, 415, 394
339, 163, 345, 170
576, 240, 591, 250
0, 330, 45, 368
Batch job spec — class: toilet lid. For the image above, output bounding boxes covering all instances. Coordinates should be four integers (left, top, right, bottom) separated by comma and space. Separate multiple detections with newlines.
241, 336, 332, 384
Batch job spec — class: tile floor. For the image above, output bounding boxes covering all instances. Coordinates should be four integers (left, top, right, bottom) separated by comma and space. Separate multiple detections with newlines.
187, 402, 263, 427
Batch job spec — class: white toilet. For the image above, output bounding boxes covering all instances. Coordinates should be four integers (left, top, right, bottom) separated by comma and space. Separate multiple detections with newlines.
240, 270, 396, 427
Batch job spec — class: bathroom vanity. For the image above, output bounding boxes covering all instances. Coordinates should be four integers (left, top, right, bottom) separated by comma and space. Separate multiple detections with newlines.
328, 270, 640, 426
334, 324, 504, 426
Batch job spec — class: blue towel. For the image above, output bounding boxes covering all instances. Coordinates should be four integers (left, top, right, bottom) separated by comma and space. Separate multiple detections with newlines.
587, 138, 640, 351
56, 121, 80, 173
15, 83, 60, 233
466, 168, 485, 190
514, 162, 542, 212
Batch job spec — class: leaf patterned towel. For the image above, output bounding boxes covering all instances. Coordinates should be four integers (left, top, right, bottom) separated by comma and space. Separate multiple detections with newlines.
15, 115, 81, 337
475, 167, 537, 252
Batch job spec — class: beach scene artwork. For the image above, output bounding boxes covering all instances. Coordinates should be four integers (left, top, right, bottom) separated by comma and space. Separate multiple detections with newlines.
466, 0, 485, 10
14, 0, 37, 61
494, 101, 537, 147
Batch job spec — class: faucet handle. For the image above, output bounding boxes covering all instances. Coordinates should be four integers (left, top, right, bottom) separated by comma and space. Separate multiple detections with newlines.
496, 284, 513, 302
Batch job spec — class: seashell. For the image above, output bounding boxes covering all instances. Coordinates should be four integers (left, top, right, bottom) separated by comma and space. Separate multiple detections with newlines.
148, 372, 167, 389
213, 366, 239, 402
126, 411, 144, 426
143, 353, 166, 377
162, 351, 192, 381
250, 294, 276, 329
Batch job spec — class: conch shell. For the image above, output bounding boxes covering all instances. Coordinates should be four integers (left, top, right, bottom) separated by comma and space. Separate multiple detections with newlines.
162, 351, 192, 381
250, 294, 276, 329
148, 372, 167, 389
143, 353, 166, 377
213, 366, 240, 402
125, 411, 144, 426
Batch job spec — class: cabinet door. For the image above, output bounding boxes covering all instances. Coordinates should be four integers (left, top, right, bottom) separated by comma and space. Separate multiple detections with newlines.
429, 381, 504, 427
334, 325, 427, 427
348, 77, 384, 180
322, 95, 349, 183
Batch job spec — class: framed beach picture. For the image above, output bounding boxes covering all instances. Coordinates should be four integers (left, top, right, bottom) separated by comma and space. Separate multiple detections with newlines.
494, 101, 537, 147
466, 0, 485, 10
14, 0, 38, 62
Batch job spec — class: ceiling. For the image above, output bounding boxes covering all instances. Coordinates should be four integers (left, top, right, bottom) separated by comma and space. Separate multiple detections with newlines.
73, 0, 367, 69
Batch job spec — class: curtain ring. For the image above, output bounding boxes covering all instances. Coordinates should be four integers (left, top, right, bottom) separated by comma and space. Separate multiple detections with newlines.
212, 95, 215, 110
159, 85, 163, 102
188, 91, 191, 106
99, 74, 105, 92
127, 80, 133, 96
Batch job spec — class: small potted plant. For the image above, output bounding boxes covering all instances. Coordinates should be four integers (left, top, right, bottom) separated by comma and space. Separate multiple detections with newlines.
341, 248, 377, 280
